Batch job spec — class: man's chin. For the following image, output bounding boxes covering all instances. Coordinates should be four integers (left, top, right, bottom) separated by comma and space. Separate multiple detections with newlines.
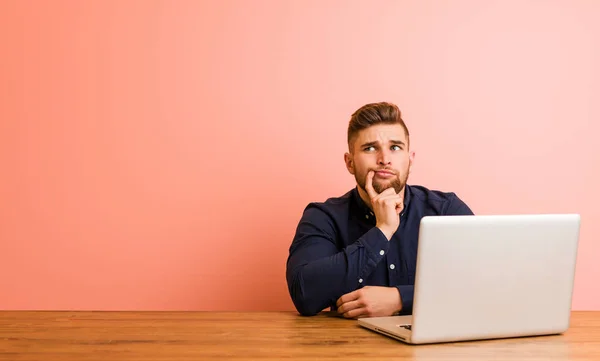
374, 180, 405, 194
373, 181, 395, 193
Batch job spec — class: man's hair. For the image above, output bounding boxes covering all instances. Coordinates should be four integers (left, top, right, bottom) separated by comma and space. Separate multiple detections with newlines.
347, 102, 410, 151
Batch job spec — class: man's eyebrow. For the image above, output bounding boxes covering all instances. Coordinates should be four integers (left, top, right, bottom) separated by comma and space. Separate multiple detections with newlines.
360, 140, 406, 148
360, 141, 379, 148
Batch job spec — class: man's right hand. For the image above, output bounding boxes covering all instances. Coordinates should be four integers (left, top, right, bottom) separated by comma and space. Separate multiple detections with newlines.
365, 170, 403, 240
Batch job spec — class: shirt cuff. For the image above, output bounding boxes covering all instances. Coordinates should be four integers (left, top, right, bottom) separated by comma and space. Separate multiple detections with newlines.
360, 227, 390, 264
396, 285, 414, 314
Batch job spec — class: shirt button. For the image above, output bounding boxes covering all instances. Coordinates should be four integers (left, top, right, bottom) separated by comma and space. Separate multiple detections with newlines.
390, 264, 395, 270
358, 278, 363, 283
379, 250, 385, 256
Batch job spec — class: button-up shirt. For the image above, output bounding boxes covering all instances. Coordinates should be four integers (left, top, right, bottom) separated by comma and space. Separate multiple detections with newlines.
286, 184, 474, 316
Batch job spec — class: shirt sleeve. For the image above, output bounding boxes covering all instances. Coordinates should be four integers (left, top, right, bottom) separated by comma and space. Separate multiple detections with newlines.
286, 205, 390, 316
395, 193, 475, 314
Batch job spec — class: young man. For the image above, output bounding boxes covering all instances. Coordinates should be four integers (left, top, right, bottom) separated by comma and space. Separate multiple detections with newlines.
286, 102, 473, 318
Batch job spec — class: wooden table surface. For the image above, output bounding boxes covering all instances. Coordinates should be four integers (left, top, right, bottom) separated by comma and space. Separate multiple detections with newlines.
1, 311, 599, 360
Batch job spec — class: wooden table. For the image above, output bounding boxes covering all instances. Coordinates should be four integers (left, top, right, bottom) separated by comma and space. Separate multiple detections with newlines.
1, 311, 599, 360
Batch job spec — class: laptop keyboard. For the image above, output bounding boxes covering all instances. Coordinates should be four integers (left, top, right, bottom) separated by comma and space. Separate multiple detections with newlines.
398, 324, 412, 330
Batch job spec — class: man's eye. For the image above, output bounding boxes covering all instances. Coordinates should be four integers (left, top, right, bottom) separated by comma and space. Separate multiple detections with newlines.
391, 145, 402, 151
364, 146, 375, 151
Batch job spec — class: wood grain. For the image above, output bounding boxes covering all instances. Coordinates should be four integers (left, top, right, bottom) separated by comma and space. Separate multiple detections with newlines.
1, 311, 599, 360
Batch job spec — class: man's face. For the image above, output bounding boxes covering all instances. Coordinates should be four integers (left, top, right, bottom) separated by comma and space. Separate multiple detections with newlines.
345, 124, 415, 194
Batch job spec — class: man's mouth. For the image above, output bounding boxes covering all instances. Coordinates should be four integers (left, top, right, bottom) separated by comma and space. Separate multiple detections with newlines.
374, 170, 395, 178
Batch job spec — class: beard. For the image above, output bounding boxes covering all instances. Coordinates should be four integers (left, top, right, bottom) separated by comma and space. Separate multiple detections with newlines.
356, 168, 408, 194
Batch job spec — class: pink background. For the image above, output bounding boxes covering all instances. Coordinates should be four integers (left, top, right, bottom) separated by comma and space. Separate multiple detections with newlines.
1, 0, 598, 311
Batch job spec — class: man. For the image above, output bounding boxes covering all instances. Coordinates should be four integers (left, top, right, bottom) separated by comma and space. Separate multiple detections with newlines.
286, 102, 473, 318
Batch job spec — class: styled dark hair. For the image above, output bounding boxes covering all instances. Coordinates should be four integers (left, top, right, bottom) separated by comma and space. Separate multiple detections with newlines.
347, 102, 410, 150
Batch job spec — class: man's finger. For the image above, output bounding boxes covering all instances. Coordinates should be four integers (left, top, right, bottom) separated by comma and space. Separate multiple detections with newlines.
337, 300, 362, 315
378, 194, 402, 206
378, 192, 400, 199
378, 187, 397, 197
343, 307, 368, 319
336, 290, 359, 307
364, 171, 378, 199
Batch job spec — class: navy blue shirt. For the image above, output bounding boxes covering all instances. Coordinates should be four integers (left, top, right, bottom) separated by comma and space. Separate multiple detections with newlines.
286, 184, 474, 316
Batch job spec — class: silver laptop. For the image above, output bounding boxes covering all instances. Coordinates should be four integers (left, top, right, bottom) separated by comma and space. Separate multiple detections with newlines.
358, 214, 581, 344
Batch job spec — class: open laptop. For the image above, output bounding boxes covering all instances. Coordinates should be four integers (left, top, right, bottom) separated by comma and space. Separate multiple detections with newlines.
358, 214, 581, 344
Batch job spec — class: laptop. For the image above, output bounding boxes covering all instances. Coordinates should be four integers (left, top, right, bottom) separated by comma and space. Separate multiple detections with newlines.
358, 214, 581, 344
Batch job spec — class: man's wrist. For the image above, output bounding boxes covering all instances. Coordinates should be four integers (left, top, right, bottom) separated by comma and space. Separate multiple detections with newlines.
376, 225, 395, 240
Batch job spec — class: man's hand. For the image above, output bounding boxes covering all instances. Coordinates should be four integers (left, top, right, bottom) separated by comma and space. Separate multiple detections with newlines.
336, 286, 402, 319
365, 171, 403, 240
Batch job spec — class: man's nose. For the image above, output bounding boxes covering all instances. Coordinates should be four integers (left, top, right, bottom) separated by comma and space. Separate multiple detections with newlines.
377, 150, 391, 165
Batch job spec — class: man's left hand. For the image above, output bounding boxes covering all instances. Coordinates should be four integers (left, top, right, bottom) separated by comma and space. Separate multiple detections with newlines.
336, 286, 402, 319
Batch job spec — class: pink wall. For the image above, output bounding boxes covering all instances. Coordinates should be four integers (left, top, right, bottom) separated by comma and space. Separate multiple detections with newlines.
1, 0, 598, 311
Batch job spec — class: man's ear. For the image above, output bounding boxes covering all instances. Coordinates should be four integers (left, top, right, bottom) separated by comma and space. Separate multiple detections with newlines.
344, 152, 355, 175
408, 151, 416, 175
